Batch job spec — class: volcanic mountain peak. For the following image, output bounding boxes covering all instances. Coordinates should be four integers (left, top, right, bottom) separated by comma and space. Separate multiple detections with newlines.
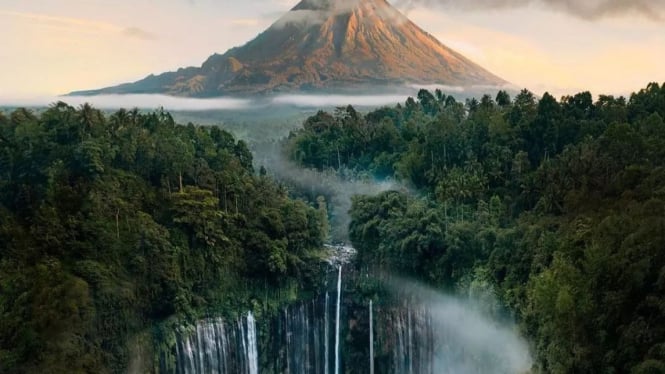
71, 0, 505, 97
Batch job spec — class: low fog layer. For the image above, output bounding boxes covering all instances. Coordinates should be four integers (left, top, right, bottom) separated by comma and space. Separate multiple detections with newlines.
386, 277, 533, 373
0, 85, 511, 111
0, 94, 253, 111
0, 94, 411, 111
271, 94, 409, 108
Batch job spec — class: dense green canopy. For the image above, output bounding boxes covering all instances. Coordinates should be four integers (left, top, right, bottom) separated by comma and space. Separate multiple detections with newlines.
288, 83, 665, 373
0, 103, 326, 373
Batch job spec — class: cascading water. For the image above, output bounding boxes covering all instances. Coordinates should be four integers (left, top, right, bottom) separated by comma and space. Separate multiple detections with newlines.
172, 312, 258, 374
369, 300, 374, 374
163, 244, 530, 374
384, 306, 434, 374
257, 293, 333, 374
334, 265, 342, 374
166, 249, 436, 374
324, 292, 330, 374
247, 312, 259, 374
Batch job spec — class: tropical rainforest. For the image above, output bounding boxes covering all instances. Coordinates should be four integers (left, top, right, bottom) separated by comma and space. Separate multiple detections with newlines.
0, 104, 327, 373
1, 82, 665, 374
286, 83, 665, 373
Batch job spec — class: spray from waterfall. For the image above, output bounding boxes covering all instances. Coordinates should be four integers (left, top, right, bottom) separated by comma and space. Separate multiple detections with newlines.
384, 277, 534, 374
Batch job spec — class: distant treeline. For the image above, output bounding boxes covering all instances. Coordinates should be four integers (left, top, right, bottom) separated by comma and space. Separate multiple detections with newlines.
0, 104, 327, 373
287, 83, 665, 373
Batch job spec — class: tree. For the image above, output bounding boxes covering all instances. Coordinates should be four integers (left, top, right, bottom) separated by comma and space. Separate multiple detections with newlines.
496, 90, 511, 107
417, 89, 439, 115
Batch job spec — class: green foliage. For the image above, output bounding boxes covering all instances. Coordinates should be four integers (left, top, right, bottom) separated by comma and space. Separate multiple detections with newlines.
290, 82, 665, 372
0, 103, 325, 373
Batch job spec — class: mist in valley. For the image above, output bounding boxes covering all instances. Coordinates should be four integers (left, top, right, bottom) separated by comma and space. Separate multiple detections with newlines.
383, 276, 534, 374
252, 141, 406, 241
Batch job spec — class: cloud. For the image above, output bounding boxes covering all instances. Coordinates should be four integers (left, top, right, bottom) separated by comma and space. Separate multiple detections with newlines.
122, 26, 157, 40
271, 9, 329, 28
0, 10, 157, 40
269, 0, 409, 28
0, 10, 118, 31
293, 0, 364, 11
392, 0, 665, 21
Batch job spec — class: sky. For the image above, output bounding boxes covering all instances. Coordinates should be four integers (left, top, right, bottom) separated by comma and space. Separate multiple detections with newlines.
1, 0, 664, 99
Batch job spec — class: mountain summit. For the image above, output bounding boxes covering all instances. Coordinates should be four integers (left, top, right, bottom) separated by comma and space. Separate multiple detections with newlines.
73, 0, 505, 96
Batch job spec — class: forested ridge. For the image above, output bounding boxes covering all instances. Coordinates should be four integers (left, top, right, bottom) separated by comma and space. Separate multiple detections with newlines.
0, 103, 326, 373
287, 83, 665, 373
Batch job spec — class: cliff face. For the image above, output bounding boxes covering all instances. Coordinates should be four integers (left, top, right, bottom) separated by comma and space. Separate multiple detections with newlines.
73, 0, 505, 97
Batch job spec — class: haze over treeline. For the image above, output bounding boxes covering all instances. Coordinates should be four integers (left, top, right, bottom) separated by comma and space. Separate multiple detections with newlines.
0, 92, 441, 111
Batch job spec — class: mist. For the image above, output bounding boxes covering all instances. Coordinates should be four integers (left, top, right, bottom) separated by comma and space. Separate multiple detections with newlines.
0, 93, 406, 111
270, 0, 410, 27
385, 276, 534, 374
272, 9, 329, 28
0, 85, 513, 112
253, 143, 405, 242
0, 94, 253, 111
271, 94, 409, 108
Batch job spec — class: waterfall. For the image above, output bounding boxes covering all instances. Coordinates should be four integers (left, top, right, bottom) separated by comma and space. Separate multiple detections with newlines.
172, 313, 258, 374
164, 249, 531, 374
408, 309, 413, 374
324, 292, 329, 374
168, 244, 516, 374
379, 306, 435, 374
334, 265, 342, 374
239, 318, 247, 373
284, 308, 290, 374
369, 300, 374, 374
247, 312, 258, 374
312, 300, 319, 374
263, 295, 330, 374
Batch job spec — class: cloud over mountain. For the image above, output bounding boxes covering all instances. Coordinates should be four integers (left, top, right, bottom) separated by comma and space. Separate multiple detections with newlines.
393, 0, 665, 21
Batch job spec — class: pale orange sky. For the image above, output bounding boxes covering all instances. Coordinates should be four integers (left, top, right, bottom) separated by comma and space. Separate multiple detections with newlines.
1, 0, 664, 99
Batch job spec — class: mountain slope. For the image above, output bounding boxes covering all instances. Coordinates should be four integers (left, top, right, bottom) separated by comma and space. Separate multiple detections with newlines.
72, 0, 505, 96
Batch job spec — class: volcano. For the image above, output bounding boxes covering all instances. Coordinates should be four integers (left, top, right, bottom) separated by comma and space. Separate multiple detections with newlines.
72, 0, 505, 96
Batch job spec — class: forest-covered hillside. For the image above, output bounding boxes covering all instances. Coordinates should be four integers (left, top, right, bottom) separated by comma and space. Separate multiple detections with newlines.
286, 83, 665, 373
0, 104, 327, 373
